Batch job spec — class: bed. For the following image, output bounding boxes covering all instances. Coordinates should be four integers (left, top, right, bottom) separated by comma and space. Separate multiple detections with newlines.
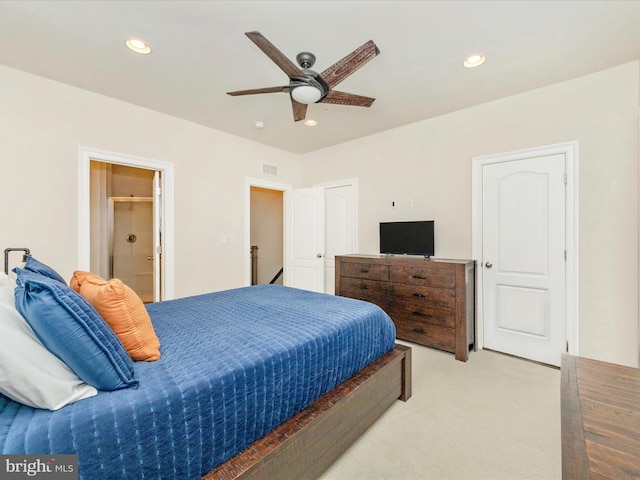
1, 282, 411, 479
561, 354, 640, 479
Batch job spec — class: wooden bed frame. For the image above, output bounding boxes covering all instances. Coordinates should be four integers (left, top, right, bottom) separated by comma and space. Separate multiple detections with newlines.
561, 354, 640, 479
201, 344, 412, 480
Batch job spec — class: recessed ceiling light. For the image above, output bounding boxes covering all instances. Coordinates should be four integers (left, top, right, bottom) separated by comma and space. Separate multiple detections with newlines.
254, 121, 265, 129
304, 119, 318, 127
463, 54, 485, 68
126, 38, 151, 54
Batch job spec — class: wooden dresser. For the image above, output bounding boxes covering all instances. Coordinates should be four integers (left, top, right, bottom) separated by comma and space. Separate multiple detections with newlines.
335, 254, 475, 361
561, 354, 640, 479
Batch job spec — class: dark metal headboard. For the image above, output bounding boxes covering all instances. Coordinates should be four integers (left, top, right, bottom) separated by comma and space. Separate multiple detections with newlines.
3, 248, 31, 274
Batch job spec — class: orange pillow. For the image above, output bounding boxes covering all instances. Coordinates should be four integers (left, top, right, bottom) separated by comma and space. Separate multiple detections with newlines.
71, 271, 161, 362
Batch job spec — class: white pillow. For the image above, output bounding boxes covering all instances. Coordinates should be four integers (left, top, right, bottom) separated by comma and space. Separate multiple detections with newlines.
0, 272, 97, 410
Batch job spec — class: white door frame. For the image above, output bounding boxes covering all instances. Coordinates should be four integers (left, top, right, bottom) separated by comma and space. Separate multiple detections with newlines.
78, 146, 175, 300
472, 141, 579, 355
244, 177, 292, 286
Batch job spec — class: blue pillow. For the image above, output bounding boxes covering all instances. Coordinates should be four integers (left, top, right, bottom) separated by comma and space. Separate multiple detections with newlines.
13, 268, 138, 391
24, 256, 67, 284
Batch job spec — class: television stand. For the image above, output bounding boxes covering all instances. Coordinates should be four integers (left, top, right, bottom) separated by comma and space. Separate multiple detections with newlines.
335, 255, 475, 361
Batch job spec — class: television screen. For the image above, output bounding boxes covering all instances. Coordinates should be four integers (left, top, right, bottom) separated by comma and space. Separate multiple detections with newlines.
379, 220, 435, 257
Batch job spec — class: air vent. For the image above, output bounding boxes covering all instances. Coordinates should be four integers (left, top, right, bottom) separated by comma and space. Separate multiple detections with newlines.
262, 164, 278, 176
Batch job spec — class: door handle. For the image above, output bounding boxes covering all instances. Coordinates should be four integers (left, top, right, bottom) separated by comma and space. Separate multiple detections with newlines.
485, 261, 493, 269
316, 253, 324, 258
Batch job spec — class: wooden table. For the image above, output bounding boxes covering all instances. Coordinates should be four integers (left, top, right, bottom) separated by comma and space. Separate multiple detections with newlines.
561, 354, 640, 479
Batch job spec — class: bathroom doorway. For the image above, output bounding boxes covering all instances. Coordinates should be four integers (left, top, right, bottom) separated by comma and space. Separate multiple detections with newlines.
78, 146, 174, 301
90, 161, 158, 303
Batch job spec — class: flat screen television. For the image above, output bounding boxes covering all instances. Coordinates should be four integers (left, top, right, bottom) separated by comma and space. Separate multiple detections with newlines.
379, 220, 435, 257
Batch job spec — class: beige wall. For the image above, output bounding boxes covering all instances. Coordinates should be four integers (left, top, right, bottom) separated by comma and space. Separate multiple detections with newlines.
0, 64, 301, 297
300, 62, 640, 368
1, 60, 638, 367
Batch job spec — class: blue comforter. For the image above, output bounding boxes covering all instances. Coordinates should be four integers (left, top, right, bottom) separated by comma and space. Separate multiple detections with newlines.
0, 285, 396, 479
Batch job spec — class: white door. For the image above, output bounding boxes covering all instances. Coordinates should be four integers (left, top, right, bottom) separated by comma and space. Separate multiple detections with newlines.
324, 185, 356, 294
482, 154, 566, 366
284, 187, 325, 292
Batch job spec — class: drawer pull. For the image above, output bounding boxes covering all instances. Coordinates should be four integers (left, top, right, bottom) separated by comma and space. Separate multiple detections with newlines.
358, 285, 369, 290
360, 269, 370, 273
412, 293, 426, 298
412, 275, 427, 280
411, 311, 426, 317
412, 327, 426, 334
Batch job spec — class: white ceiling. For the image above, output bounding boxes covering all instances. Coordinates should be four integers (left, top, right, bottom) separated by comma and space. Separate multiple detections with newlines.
1, 1, 640, 154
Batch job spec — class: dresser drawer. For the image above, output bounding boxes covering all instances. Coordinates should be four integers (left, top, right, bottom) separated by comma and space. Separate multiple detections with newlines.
391, 283, 455, 309
390, 265, 455, 288
389, 302, 455, 328
340, 262, 389, 281
393, 317, 455, 352
338, 276, 389, 310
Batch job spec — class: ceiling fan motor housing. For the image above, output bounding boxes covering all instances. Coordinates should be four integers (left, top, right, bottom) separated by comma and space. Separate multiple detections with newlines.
296, 51, 316, 69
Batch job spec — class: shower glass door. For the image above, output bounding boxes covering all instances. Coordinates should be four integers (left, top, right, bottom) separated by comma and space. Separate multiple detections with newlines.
110, 197, 154, 303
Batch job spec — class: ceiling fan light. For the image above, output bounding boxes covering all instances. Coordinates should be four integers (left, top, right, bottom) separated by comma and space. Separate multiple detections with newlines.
291, 85, 322, 104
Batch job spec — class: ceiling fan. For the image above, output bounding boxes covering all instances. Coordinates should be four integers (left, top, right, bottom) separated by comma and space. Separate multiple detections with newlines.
227, 31, 380, 122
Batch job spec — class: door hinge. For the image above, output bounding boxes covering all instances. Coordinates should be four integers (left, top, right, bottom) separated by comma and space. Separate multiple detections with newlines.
564, 250, 567, 261
156, 186, 162, 197
156, 245, 162, 255
564, 173, 567, 185
566, 341, 569, 353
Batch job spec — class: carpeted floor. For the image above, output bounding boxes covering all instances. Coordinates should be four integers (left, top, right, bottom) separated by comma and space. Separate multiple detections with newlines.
319, 343, 561, 480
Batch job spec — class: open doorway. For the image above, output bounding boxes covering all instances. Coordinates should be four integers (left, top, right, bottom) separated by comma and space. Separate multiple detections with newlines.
245, 178, 291, 286
78, 147, 175, 301
250, 187, 284, 285
244, 177, 357, 294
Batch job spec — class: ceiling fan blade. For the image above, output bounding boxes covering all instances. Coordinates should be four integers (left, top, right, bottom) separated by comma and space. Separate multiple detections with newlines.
245, 31, 306, 79
227, 86, 288, 96
291, 98, 307, 122
320, 90, 375, 107
319, 40, 380, 89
